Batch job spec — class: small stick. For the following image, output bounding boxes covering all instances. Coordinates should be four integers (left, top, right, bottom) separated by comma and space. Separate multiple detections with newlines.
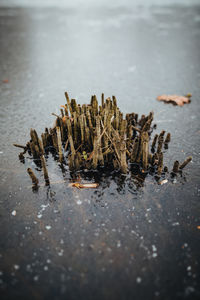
29, 141, 37, 158
69, 183, 99, 189
82, 104, 87, 115
86, 107, 93, 132
91, 95, 98, 116
164, 133, 171, 149
120, 140, 128, 173
30, 129, 42, 156
66, 118, 76, 166
164, 133, 171, 144
136, 137, 142, 163
157, 152, 163, 175
112, 95, 117, 108
30, 129, 39, 145
85, 123, 91, 147
151, 134, 158, 149
41, 133, 47, 149
130, 138, 139, 163
92, 134, 98, 169
119, 120, 128, 173
60, 108, 64, 118
73, 112, 78, 145
71, 99, 77, 112
52, 113, 60, 118
92, 117, 102, 168
45, 128, 51, 147
104, 125, 120, 164
96, 115, 104, 166
56, 127, 63, 163
115, 108, 120, 130
64, 139, 69, 151
13, 144, 26, 149
34, 144, 40, 158
27, 168, 39, 186
142, 113, 153, 132
65, 92, 73, 116
40, 155, 50, 185
172, 160, 179, 173
157, 130, 165, 153
63, 104, 69, 117
179, 156, 192, 170
139, 114, 146, 127
59, 117, 65, 142
38, 138, 44, 156
141, 131, 149, 170
51, 130, 58, 152
101, 93, 105, 108
79, 114, 85, 144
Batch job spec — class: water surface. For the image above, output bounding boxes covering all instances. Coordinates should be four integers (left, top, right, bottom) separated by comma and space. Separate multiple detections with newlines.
0, 4, 200, 300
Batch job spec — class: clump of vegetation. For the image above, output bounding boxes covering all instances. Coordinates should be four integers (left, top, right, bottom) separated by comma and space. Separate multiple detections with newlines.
14, 92, 192, 188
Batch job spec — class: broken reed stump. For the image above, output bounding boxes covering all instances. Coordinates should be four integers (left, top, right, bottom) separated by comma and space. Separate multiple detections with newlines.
171, 156, 193, 176
27, 168, 39, 187
179, 156, 192, 170
172, 160, 180, 174
14, 92, 192, 186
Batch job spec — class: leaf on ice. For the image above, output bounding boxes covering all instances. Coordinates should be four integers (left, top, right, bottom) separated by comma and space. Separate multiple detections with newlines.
157, 94, 191, 106
69, 183, 99, 189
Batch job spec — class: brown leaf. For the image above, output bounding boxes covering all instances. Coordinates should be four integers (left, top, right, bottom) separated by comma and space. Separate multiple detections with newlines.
158, 179, 168, 185
157, 94, 191, 106
69, 182, 99, 189
2, 79, 9, 83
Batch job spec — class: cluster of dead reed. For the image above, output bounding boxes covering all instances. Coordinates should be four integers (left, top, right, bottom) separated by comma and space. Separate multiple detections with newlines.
14, 92, 192, 187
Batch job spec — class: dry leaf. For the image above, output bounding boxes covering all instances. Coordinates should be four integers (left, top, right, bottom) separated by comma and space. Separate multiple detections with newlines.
2, 79, 9, 83
158, 179, 168, 185
69, 182, 99, 189
157, 94, 191, 106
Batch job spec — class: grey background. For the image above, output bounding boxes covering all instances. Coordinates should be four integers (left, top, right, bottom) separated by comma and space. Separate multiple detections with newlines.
0, 1, 200, 300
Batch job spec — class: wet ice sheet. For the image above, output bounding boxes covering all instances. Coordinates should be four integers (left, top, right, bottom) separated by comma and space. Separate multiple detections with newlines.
0, 4, 200, 300
1, 177, 200, 299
